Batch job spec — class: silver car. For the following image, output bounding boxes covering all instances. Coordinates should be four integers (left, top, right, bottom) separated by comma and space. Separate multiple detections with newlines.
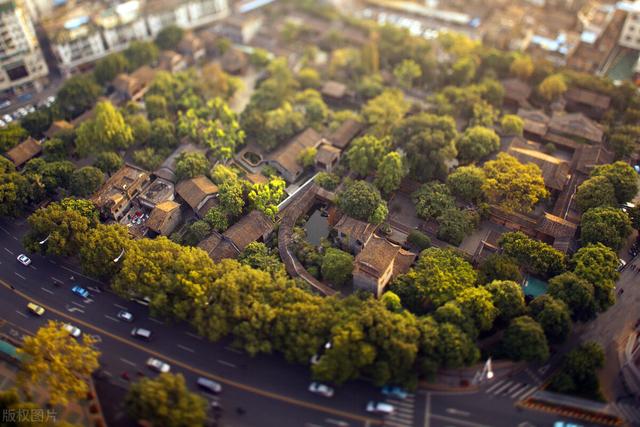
146, 357, 170, 373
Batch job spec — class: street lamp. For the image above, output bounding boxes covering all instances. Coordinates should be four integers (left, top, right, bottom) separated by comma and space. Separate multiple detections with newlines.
472, 357, 494, 384
113, 248, 125, 263
38, 233, 51, 245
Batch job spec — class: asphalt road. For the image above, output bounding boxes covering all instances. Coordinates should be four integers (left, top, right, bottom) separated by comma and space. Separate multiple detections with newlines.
0, 218, 579, 427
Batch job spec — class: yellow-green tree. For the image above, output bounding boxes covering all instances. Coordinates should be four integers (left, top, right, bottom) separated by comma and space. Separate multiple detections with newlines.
363, 89, 409, 138
538, 74, 567, 102
75, 101, 134, 157
248, 177, 285, 220
125, 373, 207, 427
482, 153, 549, 213
509, 56, 534, 81
17, 321, 99, 406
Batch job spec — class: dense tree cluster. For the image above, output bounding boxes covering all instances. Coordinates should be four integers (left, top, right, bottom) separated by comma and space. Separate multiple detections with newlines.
499, 232, 566, 278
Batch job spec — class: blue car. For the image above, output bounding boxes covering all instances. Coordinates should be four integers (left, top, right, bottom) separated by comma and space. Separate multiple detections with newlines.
71, 286, 89, 298
381, 386, 409, 399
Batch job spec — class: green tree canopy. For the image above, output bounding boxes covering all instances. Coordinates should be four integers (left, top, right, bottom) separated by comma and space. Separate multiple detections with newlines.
580, 206, 632, 250
549, 342, 605, 401
393, 59, 422, 89
509, 56, 534, 80
54, 74, 101, 120
374, 151, 407, 195
155, 25, 184, 50
337, 180, 387, 224
174, 152, 210, 182
124, 41, 159, 69
204, 206, 229, 232
436, 208, 476, 246
321, 248, 354, 286
393, 113, 458, 181
346, 135, 389, 177
571, 243, 618, 312
528, 294, 572, 343
485, 280, 526, 323
447, 165, 486, 203
93, 53, 128, 86
94, 151, 124, 174
70, 166, 104, 198
145, 94, 169, 120
477, 253, 522, 284
590, 161, 638, 204
149, 118, 178, 150
413, 182, 456, 220
363, 89, 409, 137
548, 272, 597, 322
456, 126, 500, 163
79, 223, 130, 279
500, 114, 524, 136
390, 248, 477, 313
500, 231, 566, 278
575, 175, 617, 212
482, 153, 549, 213
0, 123, 27, 152
125, 373, 207, 427
502, 316, 549, 363
75, 101, 134, 156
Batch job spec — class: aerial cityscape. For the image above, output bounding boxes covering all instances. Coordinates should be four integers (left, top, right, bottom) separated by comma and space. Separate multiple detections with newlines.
0, 0, 639, 426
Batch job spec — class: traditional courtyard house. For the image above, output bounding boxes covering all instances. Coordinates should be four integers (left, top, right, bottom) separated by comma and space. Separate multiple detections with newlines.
175, 175, 219, 218
333, 214, 376, 255
146, 200, 182, 236
91, 164, 150, 221
4, 137, 42, 169
265, 128, 324, 183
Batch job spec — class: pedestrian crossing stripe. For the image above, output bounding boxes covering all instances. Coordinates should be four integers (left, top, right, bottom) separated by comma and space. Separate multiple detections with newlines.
614, 403, 640, 423
391, 409, 413, 418
383, 421, 412, 427
485, 379, 507, 393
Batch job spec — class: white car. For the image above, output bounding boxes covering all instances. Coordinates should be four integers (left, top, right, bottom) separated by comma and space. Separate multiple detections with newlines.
63, 324, 82, 338
146, 357, 170, 373
25, 105, 35, 114
308, 382, 334, 398
17, 254, 31, 266
366, 401, 395, 415
3, 114, 12, 123
117, 310, 134, 322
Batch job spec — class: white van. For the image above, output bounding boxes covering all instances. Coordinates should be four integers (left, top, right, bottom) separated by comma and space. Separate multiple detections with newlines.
197, 377, 222, 394
366, 401, 395, 415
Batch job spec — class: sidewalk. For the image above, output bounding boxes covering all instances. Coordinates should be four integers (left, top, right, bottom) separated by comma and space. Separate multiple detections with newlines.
420, 360, 524, 392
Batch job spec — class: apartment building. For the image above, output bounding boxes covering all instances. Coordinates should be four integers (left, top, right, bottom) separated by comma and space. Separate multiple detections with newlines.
0, 0, 48, 95
44, 0, 229, 75
619, 1, 640, 50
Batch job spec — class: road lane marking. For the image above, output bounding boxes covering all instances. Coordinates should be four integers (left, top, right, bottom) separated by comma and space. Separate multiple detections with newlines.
41, 287, 54, 295
30, 265, 37, 270
105, 315, 119, 322
48, 259, 56, 264
446, 408, 470, 417
14, 273, 25, 280
325, 419, 349, 426
430, 414, 489, 427
120, 358, 137, 367
114, 303, 127, 310
102, 371, 113, 377
178, 344, 195, 353
224, 346, 242, 354
15, 310, 28, 319
66, 306, 84, 314
149, 317, 163, 325
51, 277, 61, 283
4, 247, 14, 255
71, 301, 84, 308
0, 277, 382, 425
185, 332, 203, 340
217, 360, 236, 368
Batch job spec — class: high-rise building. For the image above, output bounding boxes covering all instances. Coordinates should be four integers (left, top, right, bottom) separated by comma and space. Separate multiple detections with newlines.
0, 0, 48, 95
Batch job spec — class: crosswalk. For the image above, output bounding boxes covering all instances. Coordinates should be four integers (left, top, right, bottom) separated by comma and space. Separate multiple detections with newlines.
483, 379, 538, 401
383, 393, 416, 427
612, 402, 640, 425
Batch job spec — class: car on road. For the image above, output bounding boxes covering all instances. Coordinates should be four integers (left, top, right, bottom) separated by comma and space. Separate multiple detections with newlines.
17, 254, 31, 266
27, 302, 45, 316
131, 296, 150, 306
117, 310, 134, 322
308, 382, 334, 398
25, 105, 35, 114
2, 114, 11, 123
146, 357, 170, 373
63, 323, 82, 338
366, 401, 395, 415
71, 286, 90, 298
131, 327, 152, 340
45, 95, 55, 106
197, 377, 222, 394
381, 385, 409, 399
0, 99, 11, 109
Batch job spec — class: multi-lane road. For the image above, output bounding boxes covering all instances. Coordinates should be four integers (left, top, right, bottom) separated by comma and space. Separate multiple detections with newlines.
0, 218, 576, 427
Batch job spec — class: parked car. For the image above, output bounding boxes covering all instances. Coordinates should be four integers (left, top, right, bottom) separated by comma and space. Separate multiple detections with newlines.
63, 324, 81, 338
308, 382, 334, 398
0, 99, 11, 109
25, 104, 35, 114
131, 296, 150, 306
617, 259, 627, 272
197, 377, 222, 394
71, 286, 90, 298
381, 386, 409, 399
17, 254, 31, 266
27, 302, 45, 316
17, 93, 32, 102
366, 401, 395, 415
117, 310, 134, 322
146, 357, 170, 373
0, 119, 6, 127
2, 114, 11, 123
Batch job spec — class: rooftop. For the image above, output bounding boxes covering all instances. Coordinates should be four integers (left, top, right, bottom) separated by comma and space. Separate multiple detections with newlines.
175, 175, 218, 211
507, 138, 571, 191
146, 200, 181, 233
4, 137, 41, 167
91, 164, 149, 209
334, 214, 376, 244
328, 119, 364, 149
266, 128, 323, 178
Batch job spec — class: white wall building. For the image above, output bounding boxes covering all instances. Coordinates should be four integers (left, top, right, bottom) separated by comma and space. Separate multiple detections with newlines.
46, 0, 229, 75
619, 1, 640, 50
0, 0, 48, 94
